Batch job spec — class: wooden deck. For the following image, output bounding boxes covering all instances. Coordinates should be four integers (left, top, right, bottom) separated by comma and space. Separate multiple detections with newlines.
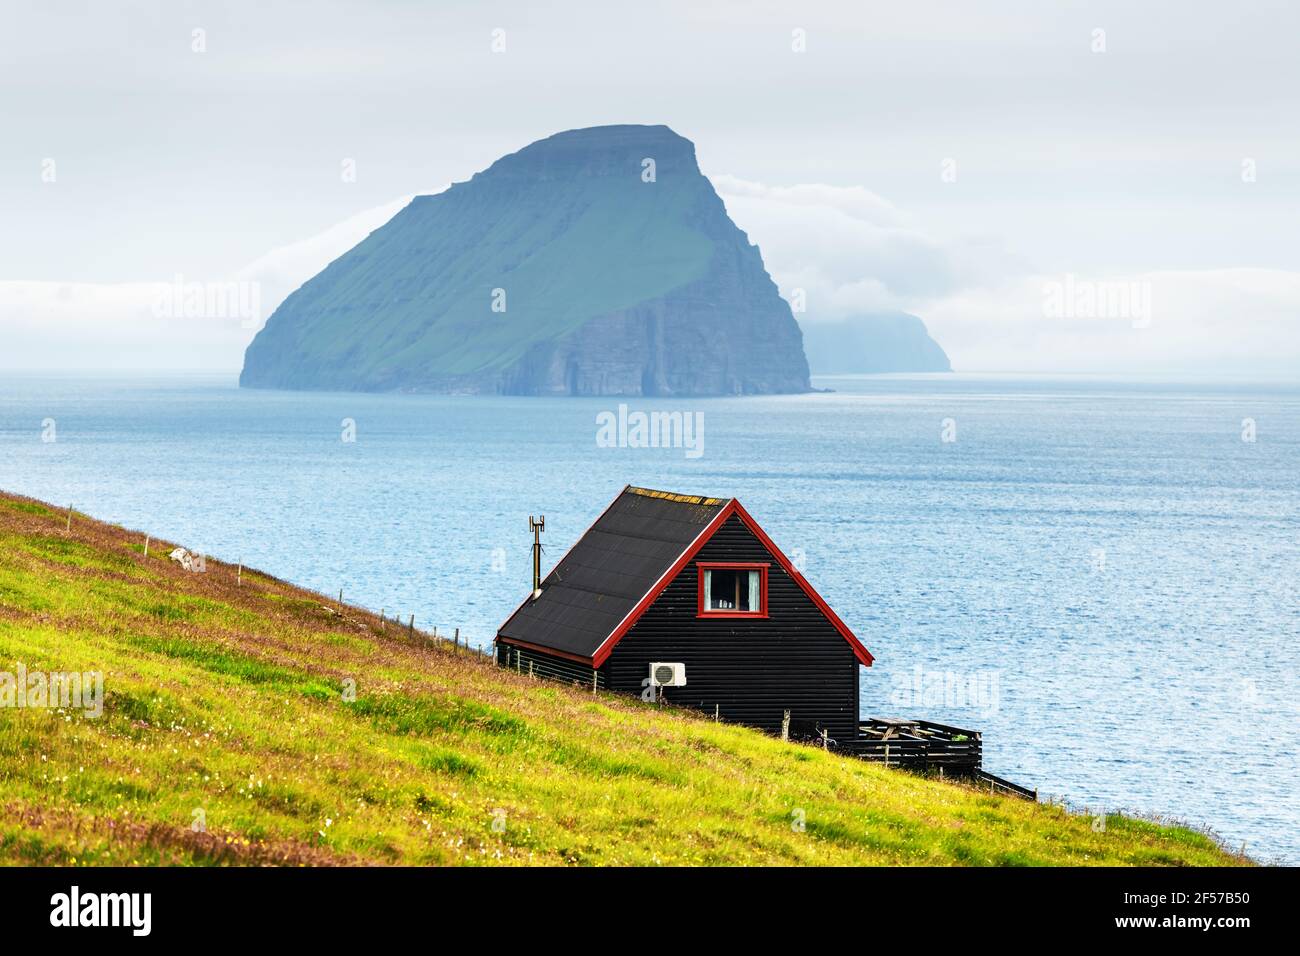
846, 718, 1037, 799
848, 717, 984, 775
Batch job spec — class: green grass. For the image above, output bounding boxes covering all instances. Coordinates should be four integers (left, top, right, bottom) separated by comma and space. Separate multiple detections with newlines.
0, 489, 1246, 867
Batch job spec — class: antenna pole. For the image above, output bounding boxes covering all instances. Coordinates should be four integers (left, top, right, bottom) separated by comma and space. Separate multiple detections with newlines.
529, 515, 546, 598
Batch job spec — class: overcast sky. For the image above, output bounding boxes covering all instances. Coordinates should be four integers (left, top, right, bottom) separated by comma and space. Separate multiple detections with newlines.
3, 0, 1297, 375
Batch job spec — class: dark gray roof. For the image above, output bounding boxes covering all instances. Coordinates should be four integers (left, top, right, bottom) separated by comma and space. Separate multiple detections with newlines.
497, 486, 729, 659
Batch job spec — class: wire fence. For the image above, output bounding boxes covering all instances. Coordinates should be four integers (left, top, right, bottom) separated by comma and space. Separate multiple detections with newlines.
498, 645, 605, 691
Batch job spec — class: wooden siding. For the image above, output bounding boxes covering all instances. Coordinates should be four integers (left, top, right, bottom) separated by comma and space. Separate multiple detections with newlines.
599, 515, 861, 743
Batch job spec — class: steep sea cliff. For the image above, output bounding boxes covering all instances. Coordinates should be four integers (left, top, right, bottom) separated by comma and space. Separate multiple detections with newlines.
241, 125, 811, 395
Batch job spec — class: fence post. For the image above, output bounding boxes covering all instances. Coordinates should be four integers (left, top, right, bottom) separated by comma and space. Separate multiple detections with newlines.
454, 627, 460, 653
408, 614, 414, 637
714, 704, 719, 723
821, 728, 828, 751
780, 710, 790, 742
528, 661, 534, 679
66, 504, 73, 532
144, 535, 150, 558
592, 672, 598, 695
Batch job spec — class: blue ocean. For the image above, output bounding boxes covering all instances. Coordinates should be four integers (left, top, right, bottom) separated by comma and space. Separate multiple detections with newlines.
2, 373, 1297, 862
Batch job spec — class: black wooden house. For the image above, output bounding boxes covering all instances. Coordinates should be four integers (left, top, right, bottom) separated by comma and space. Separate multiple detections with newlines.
495, 486, 874, 744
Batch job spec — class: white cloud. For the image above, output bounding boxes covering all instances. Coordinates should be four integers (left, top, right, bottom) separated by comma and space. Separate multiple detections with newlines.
0, 193, 423, 371
715, 175, 1300, 376
0, 279, 251, 371
713, 174, 1021, 319
920, 268, 1300, 375
712, 175, 902, 227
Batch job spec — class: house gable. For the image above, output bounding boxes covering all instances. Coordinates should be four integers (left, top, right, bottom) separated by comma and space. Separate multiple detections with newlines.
590, 501, 873, 668
598, 512, 867, 740
496, 487, 872, 671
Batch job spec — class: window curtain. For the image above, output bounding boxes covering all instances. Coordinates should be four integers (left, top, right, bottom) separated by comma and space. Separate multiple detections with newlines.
703, 569, 714, 608
747, 570, 760, 612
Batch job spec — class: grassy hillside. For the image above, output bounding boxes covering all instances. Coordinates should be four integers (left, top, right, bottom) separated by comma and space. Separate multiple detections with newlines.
0, 490, 1243, 866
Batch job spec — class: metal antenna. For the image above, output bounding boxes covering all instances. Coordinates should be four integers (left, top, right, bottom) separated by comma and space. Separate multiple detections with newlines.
529, 515, 546, 598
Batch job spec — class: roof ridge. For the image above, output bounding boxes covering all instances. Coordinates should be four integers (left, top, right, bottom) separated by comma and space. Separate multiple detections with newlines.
625, 486, 729, 507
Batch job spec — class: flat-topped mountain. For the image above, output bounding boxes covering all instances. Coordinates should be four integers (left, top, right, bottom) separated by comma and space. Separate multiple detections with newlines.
240, 125, 811, 395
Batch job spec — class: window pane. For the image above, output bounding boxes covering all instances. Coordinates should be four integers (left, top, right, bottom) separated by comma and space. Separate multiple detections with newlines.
704, 568, 760, 612
707, 569, 736, 609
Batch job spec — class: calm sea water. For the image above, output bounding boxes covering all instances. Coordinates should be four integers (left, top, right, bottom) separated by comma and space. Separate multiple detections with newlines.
2, 373, 1297, 862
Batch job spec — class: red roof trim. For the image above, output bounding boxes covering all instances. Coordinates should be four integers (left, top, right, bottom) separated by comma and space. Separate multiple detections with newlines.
589, 499, 874, 668
729, 500, 874, 667
589, 500, 737, 667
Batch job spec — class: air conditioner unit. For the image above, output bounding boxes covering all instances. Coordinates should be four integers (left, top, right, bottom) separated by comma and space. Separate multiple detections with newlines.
649, 662, 686, 687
